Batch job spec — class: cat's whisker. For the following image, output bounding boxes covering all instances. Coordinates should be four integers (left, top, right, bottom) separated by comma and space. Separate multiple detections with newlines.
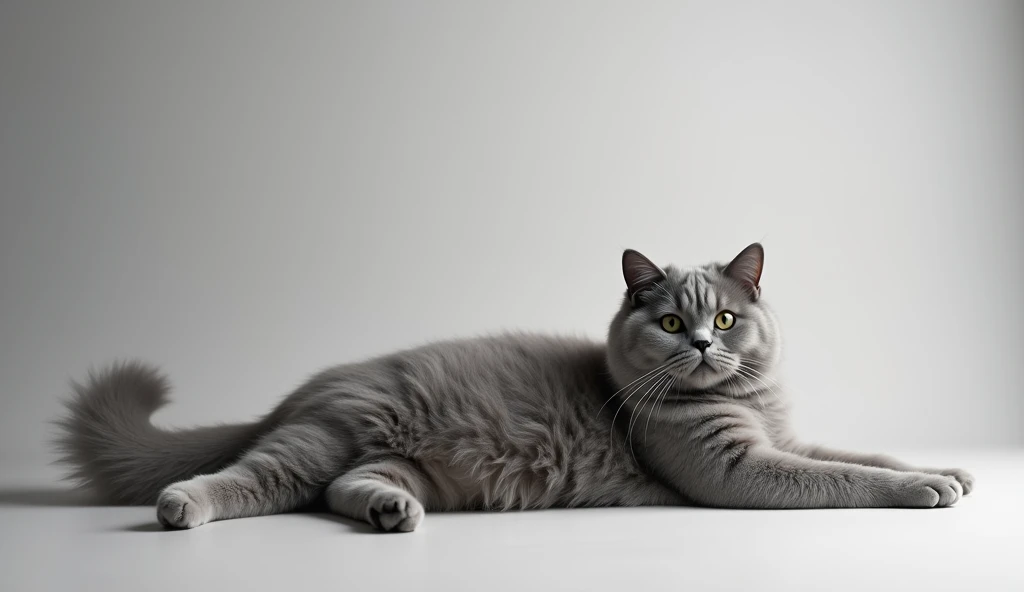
608, 367, 670, 448
706, 352, 756, 396
709, 351, 776, 405
597, 355, 681, 415
738, 361, 789, 408
626, 372, 673, 463
736, 362, 782, 392
740, 359, 785, 389
634, 371, 671, 447
644, 372, 677, 446
731, 369, 766, 409
654, 373, 677, 419
734, 365, 774, 393
735, 365, 784, 406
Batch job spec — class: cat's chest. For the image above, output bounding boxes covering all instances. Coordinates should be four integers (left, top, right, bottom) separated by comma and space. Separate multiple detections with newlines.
658, 395, 790, 443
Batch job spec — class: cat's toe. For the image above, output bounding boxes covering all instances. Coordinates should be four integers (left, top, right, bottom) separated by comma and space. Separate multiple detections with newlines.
368, 491, 423, 532
933, 477, 962, 507
919, 467, 974, 495
894, 473, 961, 508
156, 484, 210, 529
941, 468, 974, 495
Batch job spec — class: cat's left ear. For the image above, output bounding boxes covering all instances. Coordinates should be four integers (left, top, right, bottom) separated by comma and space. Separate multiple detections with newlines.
724, 243, 764, 300
623, 249, 667, 306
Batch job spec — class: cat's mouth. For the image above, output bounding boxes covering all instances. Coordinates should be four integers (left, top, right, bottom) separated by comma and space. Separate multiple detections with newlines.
692, 359, 717, 373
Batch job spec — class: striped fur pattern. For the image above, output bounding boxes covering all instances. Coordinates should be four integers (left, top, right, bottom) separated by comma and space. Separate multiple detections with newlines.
54, 244, 973, 532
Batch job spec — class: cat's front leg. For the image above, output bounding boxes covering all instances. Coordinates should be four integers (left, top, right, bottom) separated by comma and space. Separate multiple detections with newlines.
646, 406, 963, 508
679, 445, 962, 508
780, 441, 975, 495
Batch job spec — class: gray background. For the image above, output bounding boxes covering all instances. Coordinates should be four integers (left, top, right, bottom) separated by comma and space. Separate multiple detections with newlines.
1, 0, 1022, 475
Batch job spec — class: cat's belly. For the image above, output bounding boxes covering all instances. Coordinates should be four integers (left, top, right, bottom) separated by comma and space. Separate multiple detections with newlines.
396, 409, 682, 512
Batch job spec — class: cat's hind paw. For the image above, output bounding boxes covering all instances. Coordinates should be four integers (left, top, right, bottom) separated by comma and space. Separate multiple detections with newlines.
157, 483, 211, 529
367, 490, 423, 533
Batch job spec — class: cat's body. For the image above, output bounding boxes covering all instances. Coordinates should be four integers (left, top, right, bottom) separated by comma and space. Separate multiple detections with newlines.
56, 244, 973, 531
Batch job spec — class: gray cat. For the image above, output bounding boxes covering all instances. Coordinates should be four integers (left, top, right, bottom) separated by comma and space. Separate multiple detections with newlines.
55, 244, 973, 532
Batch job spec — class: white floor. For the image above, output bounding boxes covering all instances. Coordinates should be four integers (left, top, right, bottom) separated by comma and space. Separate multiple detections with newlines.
1, 450, 1021, 592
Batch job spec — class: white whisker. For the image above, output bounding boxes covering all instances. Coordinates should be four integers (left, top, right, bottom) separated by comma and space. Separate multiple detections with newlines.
735, 364, 784, 406
597, 354, 682, 415
608, 367, 670, 449
626, 372, 673, 463
731, 369, 766, 409
644, 372, 677, 446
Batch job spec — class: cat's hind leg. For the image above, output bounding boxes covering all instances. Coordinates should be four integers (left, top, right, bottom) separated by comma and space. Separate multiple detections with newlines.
325, 458, 433, 532
156, 423, 347, 529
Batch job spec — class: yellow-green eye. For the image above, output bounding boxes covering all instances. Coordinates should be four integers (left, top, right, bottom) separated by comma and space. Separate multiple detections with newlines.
715, 311, 736, 330
661, 315, 684, 334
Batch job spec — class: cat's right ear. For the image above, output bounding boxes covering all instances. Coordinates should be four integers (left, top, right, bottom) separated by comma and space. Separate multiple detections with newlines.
623, 249, 667, 306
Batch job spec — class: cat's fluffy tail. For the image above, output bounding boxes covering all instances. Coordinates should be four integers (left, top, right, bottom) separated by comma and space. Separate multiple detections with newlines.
54, 361, 271, 504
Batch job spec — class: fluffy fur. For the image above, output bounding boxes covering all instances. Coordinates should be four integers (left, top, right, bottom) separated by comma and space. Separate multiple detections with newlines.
55, 244, 974, 532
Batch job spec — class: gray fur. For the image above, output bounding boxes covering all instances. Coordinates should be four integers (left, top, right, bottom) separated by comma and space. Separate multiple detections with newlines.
54, 244, 973, 531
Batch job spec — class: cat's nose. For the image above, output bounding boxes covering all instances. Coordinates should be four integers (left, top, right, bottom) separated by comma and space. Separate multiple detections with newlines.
692, 340, 712, 353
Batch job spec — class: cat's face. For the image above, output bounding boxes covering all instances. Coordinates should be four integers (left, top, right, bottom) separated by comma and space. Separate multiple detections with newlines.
607, 244, 781, 395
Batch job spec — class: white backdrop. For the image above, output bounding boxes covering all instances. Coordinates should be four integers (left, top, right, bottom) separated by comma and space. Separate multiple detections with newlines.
1, 0, 1022, 473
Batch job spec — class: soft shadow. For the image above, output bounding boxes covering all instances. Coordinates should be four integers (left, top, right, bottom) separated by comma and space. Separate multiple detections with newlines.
303, 511, 379, 534
111, 509, 380, 534
121, 522, 166, 533
0, 487, 106, 507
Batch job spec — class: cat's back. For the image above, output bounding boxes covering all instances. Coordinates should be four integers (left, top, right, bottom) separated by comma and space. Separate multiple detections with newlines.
400, 332, 609, 403
302, 333, 606, 405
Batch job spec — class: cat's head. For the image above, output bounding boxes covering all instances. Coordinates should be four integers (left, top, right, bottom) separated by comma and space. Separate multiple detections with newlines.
607, 244, 781, 395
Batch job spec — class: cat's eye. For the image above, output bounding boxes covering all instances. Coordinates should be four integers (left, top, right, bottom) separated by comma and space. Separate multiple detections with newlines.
660, 315, 684, 334
715, 311, 736, 330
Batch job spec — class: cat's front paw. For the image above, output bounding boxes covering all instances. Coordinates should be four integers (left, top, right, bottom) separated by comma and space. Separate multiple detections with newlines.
367, 490, 423, 533
891, 473, 962, 508
925, 468, 974, 495
157, 482, 212, 529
